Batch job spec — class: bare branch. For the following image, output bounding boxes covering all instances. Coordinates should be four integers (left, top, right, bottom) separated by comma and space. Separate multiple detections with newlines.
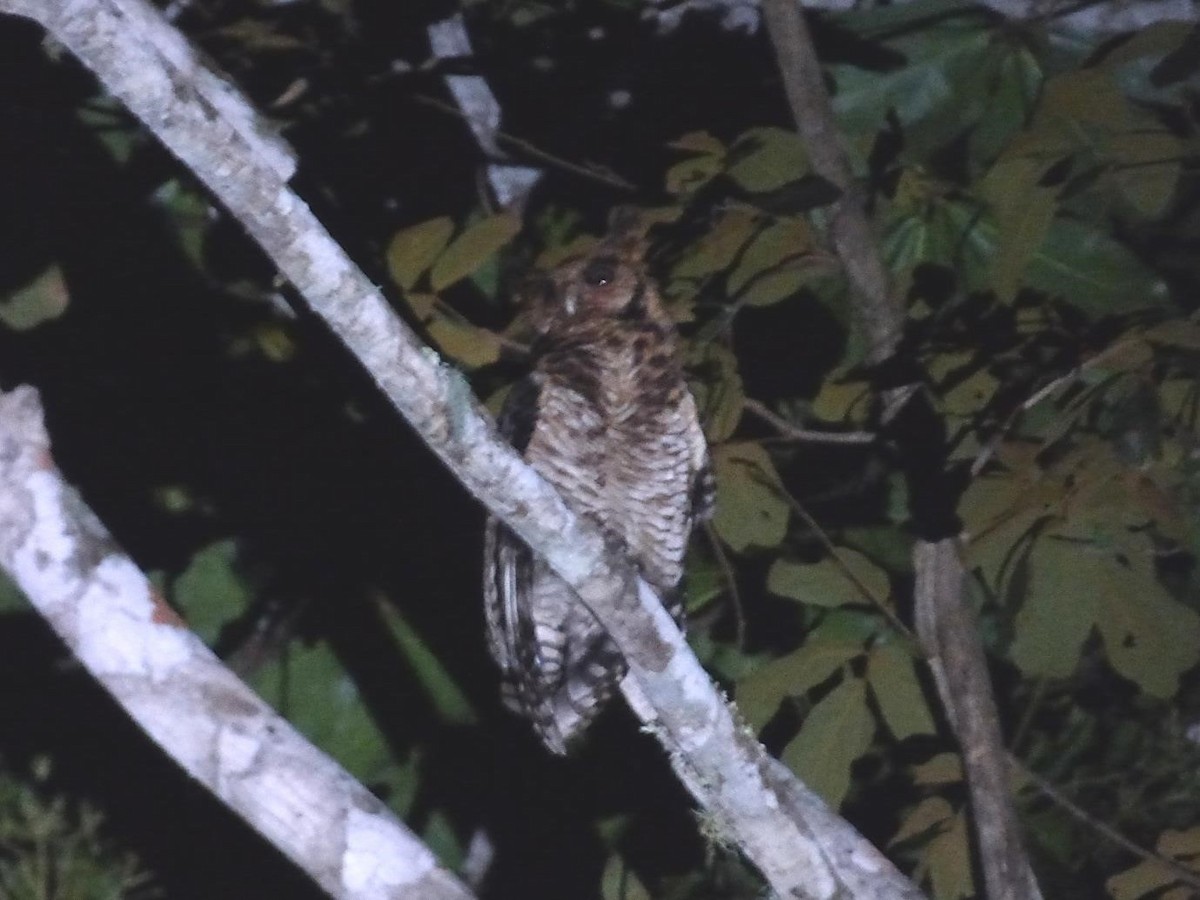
760, 0, 898, 366
759, 5, 1042, 897
743, 397, 875, 445
914, 541, 1043, 900
1013, 758, 1200, 894
0, 0, 925, 896
0, 386, 476, 900
425, 12, 542, 208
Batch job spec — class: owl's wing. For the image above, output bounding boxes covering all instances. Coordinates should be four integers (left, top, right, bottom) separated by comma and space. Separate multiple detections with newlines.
483, 374, 626, 754
483, 376, 541, 679
682, 390, 716, 523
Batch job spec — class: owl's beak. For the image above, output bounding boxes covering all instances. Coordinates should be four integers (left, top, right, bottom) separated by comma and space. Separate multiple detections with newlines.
564, 292, 578, 316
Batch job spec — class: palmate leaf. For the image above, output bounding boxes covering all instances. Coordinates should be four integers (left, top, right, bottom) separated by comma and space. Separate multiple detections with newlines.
1011, 537, 1200, 698
831, 15, 991, 140
429, 213, 521, 292
885, 180, 1168, 317
686, 343, 744, 443
249, 639, 419, 816
1106, 826, 1200, 900
387, 217, 455, 292
866, 643, 937, 741
890, 797, 973, 900
725, 127, 809, 194
781, 677, 875, 809
710, 442, 790, 552
375, 598, 477, 726
403, 292, 502, 369
171, 539, 251, 645
0, 570, 27, 615
964, 439, 1200, 697
1024, 219, 1170, 318
671, 208, 757, 280
830, 2, 1038, 159
765, 548, 889, 609
734, 622, 864, 731
727, 217, 817, 308
0, 264, 70, 332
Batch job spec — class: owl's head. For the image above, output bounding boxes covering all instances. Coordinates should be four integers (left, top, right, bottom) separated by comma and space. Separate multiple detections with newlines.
527, 237, 672, 339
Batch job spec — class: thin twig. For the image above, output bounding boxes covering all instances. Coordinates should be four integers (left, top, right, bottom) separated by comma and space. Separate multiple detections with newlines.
744, 463, 915, 642
1014, 759, 1200, 893
971, 338, 1144, 477
703, 520, 746, 650
412, 93, 637, 192
742, 397, 875, 445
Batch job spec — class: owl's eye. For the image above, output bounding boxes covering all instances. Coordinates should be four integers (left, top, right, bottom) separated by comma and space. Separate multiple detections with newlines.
582, 256, 618, 287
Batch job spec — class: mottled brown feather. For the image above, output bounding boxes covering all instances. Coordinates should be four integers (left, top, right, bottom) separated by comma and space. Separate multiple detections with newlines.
483, 234, 712, 754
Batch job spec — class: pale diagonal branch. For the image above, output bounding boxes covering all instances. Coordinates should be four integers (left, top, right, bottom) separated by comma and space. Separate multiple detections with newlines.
0, 386, 476, 900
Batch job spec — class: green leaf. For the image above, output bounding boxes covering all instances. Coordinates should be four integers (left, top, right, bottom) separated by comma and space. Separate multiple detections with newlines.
425, 315, 502, 369
672, 209, 757, 280
1025, 218, 1169, 318
387, 217, 455, 291
727, 217, 814, 305
403, 293, 502, 370
736, 630, 864, 730
1012, 537, 1200, 697
891, 795, 952, 845
1035, 69, 1129, 135
867, 643, 937, 740
250, 640, 406, 804
1093, 555, 1200, 698
375, 599, 477, 725
970, 43, 1043, 164
0, 265, 69, 332
687, 343, 744, 443
781, 677, 875, 809
171, 539, 251, 645
0, 570, 26, 615
1108, 829, 1200, 899
711, 442, 789, 552
891, 797, 972, 898
600, 854, 652, 900
726, 127, 809, 193
1009, 539, 1101, 680
153, 180, 212, 271
766, 548, 888, 608
979, 156, 1059, 304
668, 131, 725, 155
421, 810, 464, 871
881, 179, 992, 292
1108, 128, 1183, 219
738, 265, 810, 308
665, 153, 723, 196
831, 17, 992, 141
1106, 857, 1187, 900
926, 809, 973, 900
429, 213, 520, 292
911, 753, 962, 787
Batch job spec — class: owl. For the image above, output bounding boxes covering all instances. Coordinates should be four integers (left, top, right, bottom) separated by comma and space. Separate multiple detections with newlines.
483, 228, 713, 754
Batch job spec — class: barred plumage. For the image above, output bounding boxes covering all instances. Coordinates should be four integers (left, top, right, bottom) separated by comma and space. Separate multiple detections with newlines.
483, 230, 713, 754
